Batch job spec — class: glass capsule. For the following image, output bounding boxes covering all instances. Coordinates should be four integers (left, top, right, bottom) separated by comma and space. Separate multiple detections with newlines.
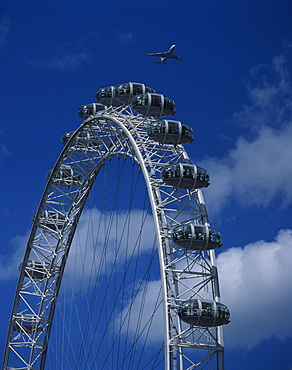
78, 103, 105, 120
178, 299, 230, 327
95, 86, 121, 107
114, 82, 156, 105
131, 93, 176, 117
162, 163, 210, 189
171, 223, 222, 250
147, 119, 194, 145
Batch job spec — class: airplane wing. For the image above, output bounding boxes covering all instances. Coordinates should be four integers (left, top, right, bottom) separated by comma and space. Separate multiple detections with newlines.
147, 52, 164, 57
172, 55, 184, 61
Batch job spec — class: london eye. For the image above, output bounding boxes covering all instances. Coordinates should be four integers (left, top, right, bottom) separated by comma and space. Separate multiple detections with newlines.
2, 82, 230, 370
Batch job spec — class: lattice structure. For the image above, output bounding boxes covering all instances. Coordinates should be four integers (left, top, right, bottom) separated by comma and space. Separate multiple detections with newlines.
3, 82, 229, 370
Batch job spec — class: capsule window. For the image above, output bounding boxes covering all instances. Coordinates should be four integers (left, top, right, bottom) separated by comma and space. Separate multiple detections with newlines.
95, 86, 121, 107
114, 83, 156, 105
78, 103, 105, 120
168, 121, 179, 134
96, 86, 113, 99
132, 83, 143, 94
162, 164, 210, 190
183, 165, 194, 179
131, 93, 176, 118
171, 224, 222, 251
147, 120, 194, 145
151, 95, 162, 107
178, 299, 230, 327
209, 228, 222, 244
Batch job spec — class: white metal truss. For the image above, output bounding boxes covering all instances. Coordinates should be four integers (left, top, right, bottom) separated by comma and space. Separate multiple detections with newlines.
3, 105, 225, 370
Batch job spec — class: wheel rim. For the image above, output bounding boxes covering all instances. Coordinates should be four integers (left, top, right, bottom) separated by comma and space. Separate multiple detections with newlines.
3, 102, 226, 370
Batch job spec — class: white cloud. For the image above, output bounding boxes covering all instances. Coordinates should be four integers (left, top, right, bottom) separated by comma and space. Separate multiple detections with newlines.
5, 215, 292, 352
218, 228, 292, 349
232, 47, 292, 129
64, 208, 156, 288
0, 233, 27, 282
112, 229, 292, 350
114, 279, 163, 344
0, 207, 155, 285
0, 15, 11, 46
199, 48, 292, 216
201, 123, 292, 215
200, 50, 292, 348
0, 206, 155, 282
24, 52, 91, 71
115, 30, 136, 45
23, 31, 100, 71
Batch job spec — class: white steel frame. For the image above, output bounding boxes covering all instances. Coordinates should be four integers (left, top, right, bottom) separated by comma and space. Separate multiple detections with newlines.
3, 104, 224, 370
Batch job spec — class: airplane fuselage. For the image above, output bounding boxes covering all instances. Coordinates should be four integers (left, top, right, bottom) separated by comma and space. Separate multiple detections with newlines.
147, 45, 183, 64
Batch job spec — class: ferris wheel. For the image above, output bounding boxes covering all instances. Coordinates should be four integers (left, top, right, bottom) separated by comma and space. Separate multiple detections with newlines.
2, 82, 230, 370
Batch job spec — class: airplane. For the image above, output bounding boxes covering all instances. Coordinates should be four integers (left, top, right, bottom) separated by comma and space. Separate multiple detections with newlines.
147, 44, 184, 65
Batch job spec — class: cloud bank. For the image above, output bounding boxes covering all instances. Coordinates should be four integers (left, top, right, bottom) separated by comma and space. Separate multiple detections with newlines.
199, 47, 292, 216
112, 228, 292, 349
232, 50, 292, 130
114, 279, 163, 343
218, 228, 292, 348
201, 124, 292, 214
195, 47, 292, 350
5, 214, 292, 350
65, 208, 156, 286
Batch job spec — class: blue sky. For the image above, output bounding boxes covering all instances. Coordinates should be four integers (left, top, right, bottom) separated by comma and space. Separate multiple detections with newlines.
1, 0, 292, 369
